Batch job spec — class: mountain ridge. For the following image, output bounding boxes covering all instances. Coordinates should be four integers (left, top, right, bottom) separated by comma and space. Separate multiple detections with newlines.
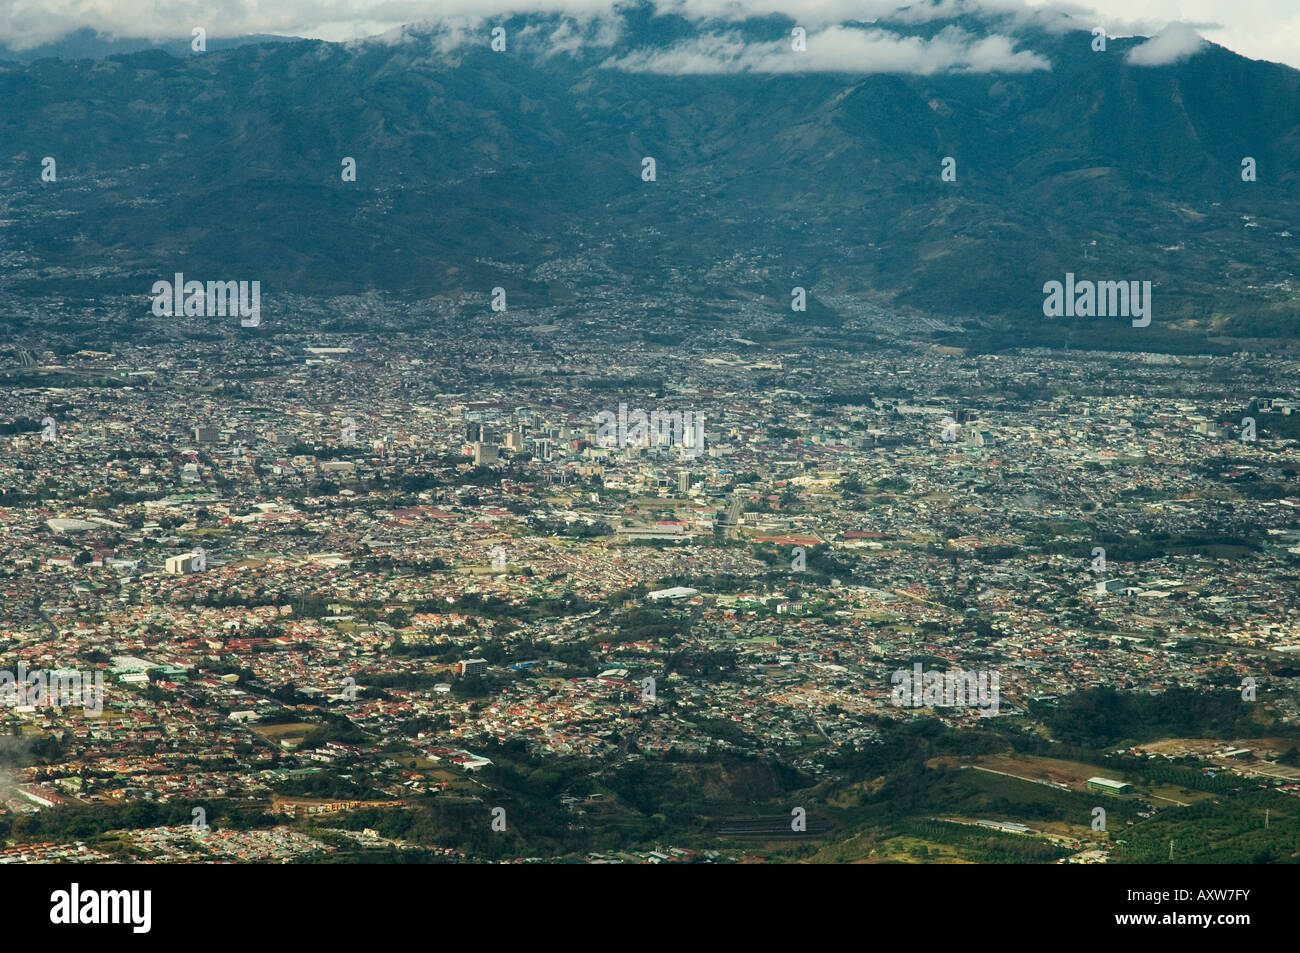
1, 9, 1297, 352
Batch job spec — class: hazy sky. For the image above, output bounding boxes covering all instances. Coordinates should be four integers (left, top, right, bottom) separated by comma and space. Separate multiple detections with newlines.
1, 0, 1296, 70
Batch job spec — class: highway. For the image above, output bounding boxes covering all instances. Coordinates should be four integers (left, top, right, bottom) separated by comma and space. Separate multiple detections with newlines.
723, 493, 744, 539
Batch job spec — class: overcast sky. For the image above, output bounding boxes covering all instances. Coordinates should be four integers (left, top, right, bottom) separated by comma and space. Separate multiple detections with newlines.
1038, 0, 1300, 68
1, 0, 1296, 70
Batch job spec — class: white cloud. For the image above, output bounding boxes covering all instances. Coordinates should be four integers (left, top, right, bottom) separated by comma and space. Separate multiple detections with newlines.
1028, 0, 1300, 68
0, 1, 620, 49
601, 23, 1051, 75
1125, 21, 1207, 64
0, 0, 1293, 71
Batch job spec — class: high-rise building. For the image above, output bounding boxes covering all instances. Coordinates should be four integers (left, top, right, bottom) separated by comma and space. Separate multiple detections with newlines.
685, 414, 706, 454
465, 422, 483, 443
473, 442, 499, 465
678, 472, 692, 493
164, 553, 201, 574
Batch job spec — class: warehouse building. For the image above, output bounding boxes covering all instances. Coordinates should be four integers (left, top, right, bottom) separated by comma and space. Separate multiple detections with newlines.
1086, 776, 1134, 795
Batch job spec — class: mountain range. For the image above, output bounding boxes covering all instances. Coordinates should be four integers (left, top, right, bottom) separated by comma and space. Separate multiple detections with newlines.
1, 5, 1298, 352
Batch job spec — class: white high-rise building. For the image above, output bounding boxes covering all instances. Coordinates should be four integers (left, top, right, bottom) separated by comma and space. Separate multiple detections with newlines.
164, 553, 201, 575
